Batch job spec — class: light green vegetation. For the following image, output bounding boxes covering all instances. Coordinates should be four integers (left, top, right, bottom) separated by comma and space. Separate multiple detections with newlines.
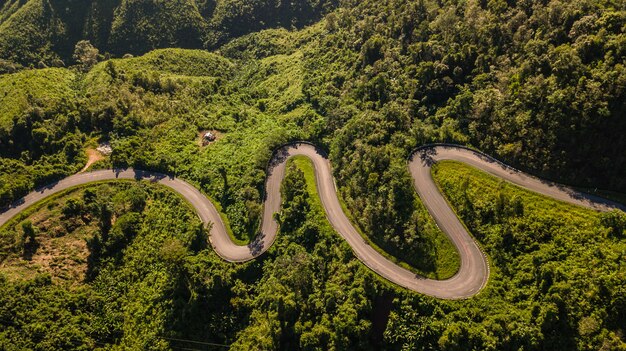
220, 26, 320, 61
85, 48, 234, 84
1, 0, 626, 348
391, 160, 626, 350
433, 160, 601, 227
0, 163, 381, 350
0, 68, 76, 133
0, 181, 240, 349
0, 150, 624, 350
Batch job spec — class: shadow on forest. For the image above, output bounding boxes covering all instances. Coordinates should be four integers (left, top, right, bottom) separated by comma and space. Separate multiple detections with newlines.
21, 239, 40, 261
416, 146, 437, 167
247, 232, 266, 257
370, 291, 394, 347
162, 254, 266, 350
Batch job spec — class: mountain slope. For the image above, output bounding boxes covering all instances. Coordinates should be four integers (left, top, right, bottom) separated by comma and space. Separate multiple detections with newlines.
108, 0, 206, 55
0, 0, 65, 65
0, 0, 338, 65
0, 0, 626, 349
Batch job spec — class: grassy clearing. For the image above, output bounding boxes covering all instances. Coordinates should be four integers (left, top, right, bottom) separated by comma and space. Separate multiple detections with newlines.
0, 187, 93, 282
427, 220, 462, 279
0, 183, 113, 281
432, 160, 601, 224
0, 176, 247, 250
429, 160, 616, 300
0, 180, 135, 233
87, 48, 234, 81
291, 156, 324, 215
291, 155, 460, 280
252, 51, 305, 114
0, 180, 208, 282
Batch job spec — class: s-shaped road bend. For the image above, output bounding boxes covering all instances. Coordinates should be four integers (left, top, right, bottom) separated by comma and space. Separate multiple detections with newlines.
1, 144, 624, 299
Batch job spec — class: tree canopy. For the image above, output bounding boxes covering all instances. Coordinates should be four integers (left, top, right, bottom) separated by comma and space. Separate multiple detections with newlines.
1, 0, 625, 349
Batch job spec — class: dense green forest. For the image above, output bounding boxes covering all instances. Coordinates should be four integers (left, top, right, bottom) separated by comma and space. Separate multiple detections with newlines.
1, 0, 625, 349
0, 0, 337, 66
1, 159, 625, 349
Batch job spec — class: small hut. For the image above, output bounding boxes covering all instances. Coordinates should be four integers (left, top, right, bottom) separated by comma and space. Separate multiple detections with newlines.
203, 132, 216, 142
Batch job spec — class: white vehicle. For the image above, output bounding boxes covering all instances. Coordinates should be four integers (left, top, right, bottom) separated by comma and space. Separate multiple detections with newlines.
203, 132, 216, 142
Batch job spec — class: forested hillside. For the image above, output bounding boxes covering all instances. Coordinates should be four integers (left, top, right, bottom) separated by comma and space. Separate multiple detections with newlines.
1, 0, 625, 349
0, 0, 337, 66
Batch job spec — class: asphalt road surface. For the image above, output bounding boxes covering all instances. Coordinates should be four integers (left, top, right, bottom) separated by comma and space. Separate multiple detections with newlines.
1, 144, 623, 299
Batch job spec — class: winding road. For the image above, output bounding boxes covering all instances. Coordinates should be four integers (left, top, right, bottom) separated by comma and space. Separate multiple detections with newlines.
1, 144, 624, 299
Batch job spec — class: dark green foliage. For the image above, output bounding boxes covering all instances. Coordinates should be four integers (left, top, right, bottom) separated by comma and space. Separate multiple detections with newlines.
61, 198, 83, 218
106, 212, 141, 251
20, 220, 35, 242
0, 0, 66, 65
279, 163, 309, 233
0, 0, 625, 349
330, 106, 442, 274
0, 0, 338, 66
600, 210, 626, 238
303, 0, 626, 191
389, 161, 626, 351
232, 158, 377, 350
208, 0, 337, 46
108, 0, 206, 55
0, 274, 101, 350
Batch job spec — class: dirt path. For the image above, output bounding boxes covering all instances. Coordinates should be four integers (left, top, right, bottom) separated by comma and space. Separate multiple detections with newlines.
80, 149, 104, 173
